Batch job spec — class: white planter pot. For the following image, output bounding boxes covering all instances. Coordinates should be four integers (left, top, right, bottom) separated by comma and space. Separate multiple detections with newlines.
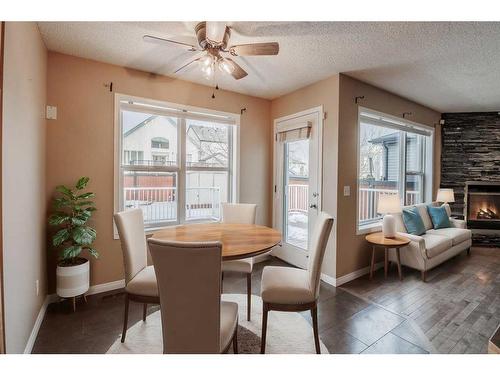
56, 258, 90, 298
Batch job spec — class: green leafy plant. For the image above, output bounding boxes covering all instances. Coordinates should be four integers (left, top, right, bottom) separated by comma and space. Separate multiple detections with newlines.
49, 177, 99, 265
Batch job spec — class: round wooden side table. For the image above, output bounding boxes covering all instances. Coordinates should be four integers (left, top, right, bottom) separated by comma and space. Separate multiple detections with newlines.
365, 232, 410, 280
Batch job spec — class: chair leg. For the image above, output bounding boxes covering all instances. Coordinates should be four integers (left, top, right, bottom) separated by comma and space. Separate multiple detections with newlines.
233, 327, 238, 354
121, 294, 130, 343
311, 306, 321, 354
467, 248, 471, 256
246, 273, 251, 321
143, 303, 147, 322
421, 270, 427, 282
260, 303, 269, 354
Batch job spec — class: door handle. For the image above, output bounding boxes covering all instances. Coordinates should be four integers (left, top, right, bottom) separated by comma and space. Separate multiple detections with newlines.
309, 204, 318, 209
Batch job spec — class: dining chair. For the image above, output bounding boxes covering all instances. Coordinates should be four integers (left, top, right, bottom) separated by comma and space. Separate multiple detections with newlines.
114, 209, 159, 343
259, 211, 334, 354
148, 238, 239, 354
220, 203, 257, 321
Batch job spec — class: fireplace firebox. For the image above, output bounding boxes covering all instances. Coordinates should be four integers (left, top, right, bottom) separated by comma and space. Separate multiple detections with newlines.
465, 182, 500, 230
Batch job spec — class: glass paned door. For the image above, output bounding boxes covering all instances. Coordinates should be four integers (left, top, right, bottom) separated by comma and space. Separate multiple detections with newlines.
273, 108, 322, 269
284, 139, 310, 250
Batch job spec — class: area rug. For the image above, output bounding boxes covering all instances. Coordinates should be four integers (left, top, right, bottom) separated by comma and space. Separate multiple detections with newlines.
107, 293, 329, 354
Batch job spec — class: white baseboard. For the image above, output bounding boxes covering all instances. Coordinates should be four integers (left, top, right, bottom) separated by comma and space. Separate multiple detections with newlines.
320, 272, 337, 287
27, 279, 127, 353
88, 279, 125, 295
24, 296, 51, 354
335, 261, 384, 287
47, 278, 126, 305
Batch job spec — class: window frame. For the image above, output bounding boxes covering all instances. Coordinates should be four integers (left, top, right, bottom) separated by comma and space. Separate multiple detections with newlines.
356, 107, 434, 235
113, 93, 240, 238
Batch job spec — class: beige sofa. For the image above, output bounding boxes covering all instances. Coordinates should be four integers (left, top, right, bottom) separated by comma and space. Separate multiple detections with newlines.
390, 202, 472, 281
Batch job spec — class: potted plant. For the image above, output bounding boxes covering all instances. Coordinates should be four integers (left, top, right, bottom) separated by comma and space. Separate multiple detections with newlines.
49, 177, 99, 310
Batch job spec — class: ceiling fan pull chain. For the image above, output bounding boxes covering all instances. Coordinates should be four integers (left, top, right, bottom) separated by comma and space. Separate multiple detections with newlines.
212, 67, 217, 99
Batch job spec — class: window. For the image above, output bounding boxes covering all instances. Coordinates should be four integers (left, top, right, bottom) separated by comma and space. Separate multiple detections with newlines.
357, 108, 433, 232
115, 95, 239, 230
151, 137, 169, 149
124, 150, 144, 165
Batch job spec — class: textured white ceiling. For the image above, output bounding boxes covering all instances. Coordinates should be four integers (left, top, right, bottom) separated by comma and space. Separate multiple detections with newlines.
37, 22, 500, 112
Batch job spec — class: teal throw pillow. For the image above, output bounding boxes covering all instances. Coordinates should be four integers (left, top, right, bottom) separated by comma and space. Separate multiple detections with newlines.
427, 205, 451, 229
402, 207, 426, 235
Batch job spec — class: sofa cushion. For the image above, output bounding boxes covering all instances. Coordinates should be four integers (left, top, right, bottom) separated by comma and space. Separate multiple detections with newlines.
422, 233, 453, 258
427, 205, 451, 229
402, 207, 426, 235
427, 227, 471, 246
415, 203, 434, 230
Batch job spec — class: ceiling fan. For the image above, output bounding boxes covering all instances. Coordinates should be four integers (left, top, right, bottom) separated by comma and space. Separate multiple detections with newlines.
143, 22, 279, 80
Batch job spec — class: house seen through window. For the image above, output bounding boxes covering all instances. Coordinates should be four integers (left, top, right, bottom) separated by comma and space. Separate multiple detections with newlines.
117, 96, 238, 229
358, 108, 433, 231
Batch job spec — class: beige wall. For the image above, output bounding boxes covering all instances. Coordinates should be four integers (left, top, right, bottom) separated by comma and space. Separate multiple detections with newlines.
270, 73, 441, 280
271, 75, 340, 279
2, 22, 47, 353
46, 52, 272, 292
336, 74, 441, 277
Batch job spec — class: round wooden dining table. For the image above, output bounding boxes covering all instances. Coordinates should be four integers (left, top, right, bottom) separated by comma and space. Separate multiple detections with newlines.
151, 223, 282, 261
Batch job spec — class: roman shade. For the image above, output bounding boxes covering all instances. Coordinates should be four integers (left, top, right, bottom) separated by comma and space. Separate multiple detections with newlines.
277, 121, 312, 142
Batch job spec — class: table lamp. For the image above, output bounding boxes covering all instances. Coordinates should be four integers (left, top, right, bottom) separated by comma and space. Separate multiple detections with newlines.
377, 194, 401, 238
436, 188, 455, 203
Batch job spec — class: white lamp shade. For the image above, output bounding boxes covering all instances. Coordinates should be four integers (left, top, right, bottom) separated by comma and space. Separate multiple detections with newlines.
436, 188, 455, 203
377, 194, 401, 214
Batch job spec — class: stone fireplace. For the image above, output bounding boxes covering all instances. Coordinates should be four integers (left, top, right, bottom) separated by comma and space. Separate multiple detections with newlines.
441, 112, 500, 246
465, 182, 500, 230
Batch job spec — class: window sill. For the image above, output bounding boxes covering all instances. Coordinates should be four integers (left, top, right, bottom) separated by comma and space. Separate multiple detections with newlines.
357, 222, 382, 236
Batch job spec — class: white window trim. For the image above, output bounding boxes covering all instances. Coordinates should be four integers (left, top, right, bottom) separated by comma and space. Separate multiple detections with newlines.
113, 93, 240, 239
356, 106, 434, 235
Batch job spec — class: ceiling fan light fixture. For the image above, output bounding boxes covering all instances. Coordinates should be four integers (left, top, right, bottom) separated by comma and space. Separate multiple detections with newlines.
199, 53, 214, 68
201, 64, 214, 79
218, 59, 234, 75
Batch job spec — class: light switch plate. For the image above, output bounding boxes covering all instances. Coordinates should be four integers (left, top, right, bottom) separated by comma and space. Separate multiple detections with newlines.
46, 105, 57, 120
343, 186, 351, 196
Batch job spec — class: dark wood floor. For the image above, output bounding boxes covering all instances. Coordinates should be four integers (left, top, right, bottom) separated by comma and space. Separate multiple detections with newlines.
33, 256, 436, 354
33, 248, 499, 354
342, 247, 500, 354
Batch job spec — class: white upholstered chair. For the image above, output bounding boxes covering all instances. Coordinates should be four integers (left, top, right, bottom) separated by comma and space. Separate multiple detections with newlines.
220, 203, 257, 321
114, 209, 159, 343
148, 238, 239, 354
260, 212, 334, 354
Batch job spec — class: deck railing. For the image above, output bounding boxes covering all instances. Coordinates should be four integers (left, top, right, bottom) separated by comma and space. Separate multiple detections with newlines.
359, 187, 420, 225
124, 186, 221, 224
288, 184, 308, 213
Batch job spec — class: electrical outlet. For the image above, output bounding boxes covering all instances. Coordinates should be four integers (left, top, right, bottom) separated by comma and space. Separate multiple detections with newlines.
36, 279, 40, 296
46, 105, 57, 120
343, 186, 351, 196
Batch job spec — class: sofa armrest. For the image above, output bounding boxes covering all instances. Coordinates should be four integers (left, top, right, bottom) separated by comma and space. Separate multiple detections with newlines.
397, 232, 424, 243
397, 232, 428, 259
450, 218, 466, 229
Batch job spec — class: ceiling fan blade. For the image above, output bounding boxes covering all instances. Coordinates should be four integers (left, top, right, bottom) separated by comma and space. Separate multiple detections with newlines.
174, 57, 200, 74
229, 42, 279, 56
143, 35, 198, 51
206, 22, 227, 44
224, 58, 248, 80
